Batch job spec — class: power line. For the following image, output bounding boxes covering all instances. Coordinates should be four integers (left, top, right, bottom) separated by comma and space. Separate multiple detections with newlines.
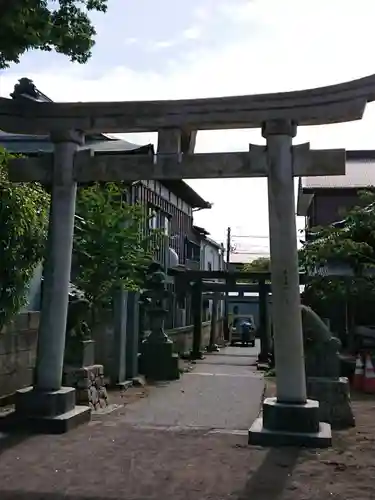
232, 252, 270, 255
232, 235, 269, 239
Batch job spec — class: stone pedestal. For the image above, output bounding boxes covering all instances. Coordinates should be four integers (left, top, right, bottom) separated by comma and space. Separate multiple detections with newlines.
191, 281, 204, 359
63, 338, 108, 409
140, 338, 180, 381
126, 292, 140, 380
0, 386, 90, 434
307, 377, 355, 429
248, 397, 332, 447
111, 288, 128, 386
64, 339, 95, 367
207, 293, 220, 352
64, 364, 108, 409
257, 280, 270, 365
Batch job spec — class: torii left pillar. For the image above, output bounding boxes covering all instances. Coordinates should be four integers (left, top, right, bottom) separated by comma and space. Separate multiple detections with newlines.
8, 130, 91, 433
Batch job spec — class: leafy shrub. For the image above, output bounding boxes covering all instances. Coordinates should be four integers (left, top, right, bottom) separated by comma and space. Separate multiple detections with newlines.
0, 147, 50, 328
74, 182, 159, 316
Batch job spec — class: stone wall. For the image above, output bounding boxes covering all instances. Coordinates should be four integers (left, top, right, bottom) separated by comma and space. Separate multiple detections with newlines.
168, 319, 224, 355
93, 318, 224, 376
0, 313, 224, 402
91, 314, 114, 377
0, 312, 39, 401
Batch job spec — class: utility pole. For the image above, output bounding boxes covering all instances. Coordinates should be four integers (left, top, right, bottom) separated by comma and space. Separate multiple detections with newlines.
226, 226, 231, 269
224, 227, 231, 341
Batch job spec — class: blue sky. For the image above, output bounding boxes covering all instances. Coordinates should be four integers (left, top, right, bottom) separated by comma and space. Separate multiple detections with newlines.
2, 0, 375, 260
4, 0, 260, 79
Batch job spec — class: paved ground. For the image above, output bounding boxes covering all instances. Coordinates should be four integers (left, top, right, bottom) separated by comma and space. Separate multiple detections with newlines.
1, 347, 374, 500
0, 345, 265, 500
120, 343, 263, 431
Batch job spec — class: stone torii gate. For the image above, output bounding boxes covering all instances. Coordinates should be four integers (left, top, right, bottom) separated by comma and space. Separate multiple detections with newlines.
171, 269, 277, 361
2, 73, 375, 444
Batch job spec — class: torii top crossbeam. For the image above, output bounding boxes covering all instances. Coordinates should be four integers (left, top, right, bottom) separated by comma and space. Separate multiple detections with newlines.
1, 74, 375, 134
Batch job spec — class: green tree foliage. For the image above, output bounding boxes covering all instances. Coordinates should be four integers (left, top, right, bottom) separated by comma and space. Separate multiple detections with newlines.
0, 147, 50, 328
73, 182, 158, 315
299, 190, 375, 323
0, 0, 107, 68
299, 190, 375, 275
243, 256, 271, 273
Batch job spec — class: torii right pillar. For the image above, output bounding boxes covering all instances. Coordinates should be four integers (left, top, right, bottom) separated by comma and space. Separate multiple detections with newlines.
248, 120, 332, 447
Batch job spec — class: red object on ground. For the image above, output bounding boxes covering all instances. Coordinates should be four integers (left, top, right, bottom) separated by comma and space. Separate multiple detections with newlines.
353, 354, 364, 391
363, 354, 375, 394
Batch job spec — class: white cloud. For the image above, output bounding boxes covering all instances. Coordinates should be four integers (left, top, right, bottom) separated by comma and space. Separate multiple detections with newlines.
193, 6, 210, 20
123, 37, 138, 46
1, 0, 375, 255
149, 39, 178, 51
183, 26, 201, 40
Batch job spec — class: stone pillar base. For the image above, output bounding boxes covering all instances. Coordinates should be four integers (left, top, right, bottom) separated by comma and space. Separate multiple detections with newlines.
0, 386, 91, 434
256, 357, 270, 371
248, 397, 332, 448
206, 344, 220, 352
139, 340, 180, 381
190, 350, 206, 360
307, 377, 355, 429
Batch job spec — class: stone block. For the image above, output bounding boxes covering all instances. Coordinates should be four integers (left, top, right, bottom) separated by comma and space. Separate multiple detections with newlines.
14, 313, 29, 331
63, 365, 108, 409
15, 386, 76, 417
28, 312, 40, 330
16, 330, 37, 352
16, 350, 34, 369
132, 375, 146, 387
307, 377, 355, 429
0, 353, 10, 375
0, 332, 16, 355
64, 339, 95, 367
262, 397, 320, 433
0, 351, 17, 375
249, 397, 332, 448
0, 405, 91, 434
0, 369, 34, 398
117, 380, 133, 391
248, 418, 332, 448
140, 340, 180, 381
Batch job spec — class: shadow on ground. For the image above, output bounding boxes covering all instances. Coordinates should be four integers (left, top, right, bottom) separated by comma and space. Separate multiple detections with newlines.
238, 447, 301, 500
0, 494, 118, 500
0, 432, 31, 457
350, 389, 375, 402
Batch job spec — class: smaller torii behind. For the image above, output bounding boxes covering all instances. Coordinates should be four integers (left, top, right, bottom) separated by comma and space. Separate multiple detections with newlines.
2, 73, 374, 445
170, 269, 275, 363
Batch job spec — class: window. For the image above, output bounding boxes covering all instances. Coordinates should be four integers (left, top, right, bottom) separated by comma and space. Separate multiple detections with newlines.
207, 262, 212, 272
185, 239, 200, 261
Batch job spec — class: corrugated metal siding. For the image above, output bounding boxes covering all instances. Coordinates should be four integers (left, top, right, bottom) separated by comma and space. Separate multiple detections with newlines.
302, 159, 375, 189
